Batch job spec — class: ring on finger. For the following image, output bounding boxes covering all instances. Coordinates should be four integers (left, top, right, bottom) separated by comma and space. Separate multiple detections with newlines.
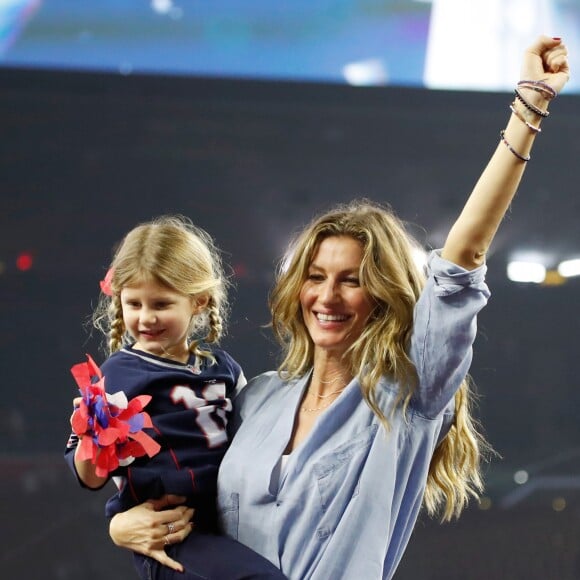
167, 522, 176, 534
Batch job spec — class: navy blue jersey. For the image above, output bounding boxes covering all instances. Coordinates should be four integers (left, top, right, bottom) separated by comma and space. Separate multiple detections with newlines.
65, 345, 245, 523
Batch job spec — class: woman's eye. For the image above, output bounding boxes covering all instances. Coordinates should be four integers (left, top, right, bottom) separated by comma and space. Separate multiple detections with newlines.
308, 274, 324, 281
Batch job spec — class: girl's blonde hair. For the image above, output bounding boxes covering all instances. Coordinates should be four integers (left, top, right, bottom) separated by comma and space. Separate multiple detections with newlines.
93, 215, 228, 361
270, 199, 489, 521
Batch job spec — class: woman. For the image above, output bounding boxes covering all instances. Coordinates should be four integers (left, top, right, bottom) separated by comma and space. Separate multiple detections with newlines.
109, 36, 569, 579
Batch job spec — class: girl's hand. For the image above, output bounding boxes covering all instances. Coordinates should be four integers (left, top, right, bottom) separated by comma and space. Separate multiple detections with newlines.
109, 495, 194, 573
70, 397, 82, 427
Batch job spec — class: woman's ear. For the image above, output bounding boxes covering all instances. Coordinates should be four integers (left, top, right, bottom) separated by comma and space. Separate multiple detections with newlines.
191, 294, 210, 315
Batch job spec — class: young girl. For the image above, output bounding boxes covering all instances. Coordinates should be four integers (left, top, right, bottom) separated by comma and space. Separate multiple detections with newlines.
64, 215, 285, 579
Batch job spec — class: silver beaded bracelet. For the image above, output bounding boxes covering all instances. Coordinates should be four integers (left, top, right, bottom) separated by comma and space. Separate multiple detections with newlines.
499, 130, 530, 162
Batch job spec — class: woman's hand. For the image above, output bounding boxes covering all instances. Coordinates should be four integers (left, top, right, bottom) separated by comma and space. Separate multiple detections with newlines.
522, 35, 569, 95
109, 495, 194, 573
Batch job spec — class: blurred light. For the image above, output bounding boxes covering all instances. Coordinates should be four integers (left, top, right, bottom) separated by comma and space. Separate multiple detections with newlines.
151, 0, 173, 14
558, 259, 580, 278
233, 263, 247, 278
425, 0, 557, 92
552, 497, 566, 512
343, 59, 388, 86
542, 270, 565, 287
513, 470, 529, 485
16, 252, 33, 271
506, 261, 546, 284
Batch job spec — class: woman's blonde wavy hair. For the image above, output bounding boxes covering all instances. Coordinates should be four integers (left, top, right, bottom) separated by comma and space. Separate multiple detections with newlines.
270, 199, 490, 521
93, 215, 228, 361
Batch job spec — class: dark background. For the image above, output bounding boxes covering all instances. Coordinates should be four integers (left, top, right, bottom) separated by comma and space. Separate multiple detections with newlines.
1, 67, 580, 579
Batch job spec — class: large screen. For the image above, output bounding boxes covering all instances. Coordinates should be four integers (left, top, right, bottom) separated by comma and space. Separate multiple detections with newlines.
1, 0, 579, 93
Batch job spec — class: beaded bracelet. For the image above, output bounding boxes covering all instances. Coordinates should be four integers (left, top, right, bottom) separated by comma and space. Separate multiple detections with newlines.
509, 102, 541, 133
499, 130, 530, 162
517, 79, 556, 100
514, 88, 550, 118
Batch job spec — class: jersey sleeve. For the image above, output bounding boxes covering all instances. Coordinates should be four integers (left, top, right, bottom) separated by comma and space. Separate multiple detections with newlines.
215, 348, 248, 398
234, 370, 248, 398
408, 250, 490, 418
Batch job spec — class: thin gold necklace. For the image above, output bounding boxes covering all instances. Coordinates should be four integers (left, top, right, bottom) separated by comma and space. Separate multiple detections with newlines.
301, 398, 336, 413
318, 376, 340, 384
315, 371, 350, 385
310, 386, 347, 399
301, 386, 346, 412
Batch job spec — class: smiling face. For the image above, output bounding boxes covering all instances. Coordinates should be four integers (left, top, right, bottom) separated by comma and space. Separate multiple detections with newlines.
120, 278, 202, 362
299, 235, 375, 360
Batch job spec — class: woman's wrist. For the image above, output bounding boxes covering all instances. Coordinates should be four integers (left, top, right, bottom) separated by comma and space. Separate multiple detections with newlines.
515, 79, 556, 121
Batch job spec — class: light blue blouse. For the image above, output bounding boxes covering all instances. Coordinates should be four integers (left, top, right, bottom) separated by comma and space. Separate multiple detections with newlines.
217, 251, 490, 579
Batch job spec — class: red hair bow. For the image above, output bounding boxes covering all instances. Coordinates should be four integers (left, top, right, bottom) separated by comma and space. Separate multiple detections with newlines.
100, 268, 114, 296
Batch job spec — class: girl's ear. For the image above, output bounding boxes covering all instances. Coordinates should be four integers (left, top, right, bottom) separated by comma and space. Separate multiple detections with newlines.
191, 294, 210, 315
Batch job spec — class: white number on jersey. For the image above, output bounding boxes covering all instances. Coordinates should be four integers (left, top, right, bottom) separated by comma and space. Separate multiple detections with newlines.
171, 383, 232, 448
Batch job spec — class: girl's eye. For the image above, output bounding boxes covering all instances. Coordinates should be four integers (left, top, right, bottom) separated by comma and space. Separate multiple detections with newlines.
344, 277, 360, 286
308, 273, 324, 282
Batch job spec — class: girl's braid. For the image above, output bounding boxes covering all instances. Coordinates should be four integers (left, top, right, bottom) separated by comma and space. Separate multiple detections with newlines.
205, 296, 223, 345
108, 295, 126, 355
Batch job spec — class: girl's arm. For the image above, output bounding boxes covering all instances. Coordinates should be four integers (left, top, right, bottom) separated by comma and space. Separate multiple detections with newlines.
73, 449, 108, 488
442, 35, 570, 270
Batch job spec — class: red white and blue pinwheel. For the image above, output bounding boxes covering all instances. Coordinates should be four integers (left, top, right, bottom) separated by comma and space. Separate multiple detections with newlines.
70, 354, 160, 478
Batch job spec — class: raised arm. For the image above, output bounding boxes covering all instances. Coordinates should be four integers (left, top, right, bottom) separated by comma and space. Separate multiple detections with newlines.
442, 35, 570, 270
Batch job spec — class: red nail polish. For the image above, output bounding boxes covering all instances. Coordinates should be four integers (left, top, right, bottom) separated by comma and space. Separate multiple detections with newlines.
552, 37, 561, 40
